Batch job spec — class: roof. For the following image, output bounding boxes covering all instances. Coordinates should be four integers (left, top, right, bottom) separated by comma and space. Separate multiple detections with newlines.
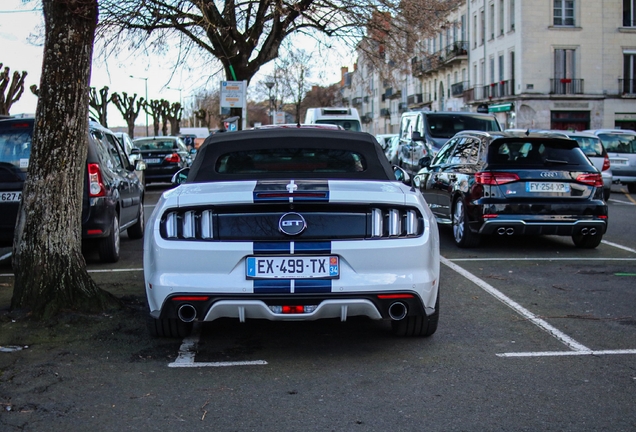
188, 128, 394, 183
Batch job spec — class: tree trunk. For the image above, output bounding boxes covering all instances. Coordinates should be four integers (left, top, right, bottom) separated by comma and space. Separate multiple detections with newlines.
11, 0, 120, 319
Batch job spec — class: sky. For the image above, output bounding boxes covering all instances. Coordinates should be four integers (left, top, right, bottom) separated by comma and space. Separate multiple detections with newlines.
0, 0, 352, 128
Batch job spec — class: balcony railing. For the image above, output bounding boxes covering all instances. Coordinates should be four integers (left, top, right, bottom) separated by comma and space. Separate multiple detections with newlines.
380, 108, 391, 117
619, 79, 636, 96
442, 41, 468, 63
411, 57, 437, 76
352, 97, 362, 106
451, 81, 468, 97
550, 78, 584, 95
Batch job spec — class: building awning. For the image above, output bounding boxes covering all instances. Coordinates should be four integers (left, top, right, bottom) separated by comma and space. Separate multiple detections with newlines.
488, 102, 514, 113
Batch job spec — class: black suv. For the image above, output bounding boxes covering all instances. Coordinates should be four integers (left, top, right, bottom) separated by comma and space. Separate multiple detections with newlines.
413, 131, 608, 248
0, 117, 145, 262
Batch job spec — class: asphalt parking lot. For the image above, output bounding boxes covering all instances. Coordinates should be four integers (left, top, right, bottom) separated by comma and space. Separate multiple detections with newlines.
1, 184, 635, 431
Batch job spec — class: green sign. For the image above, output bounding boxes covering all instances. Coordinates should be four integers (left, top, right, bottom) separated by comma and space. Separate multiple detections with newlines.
488, 103, 513, 113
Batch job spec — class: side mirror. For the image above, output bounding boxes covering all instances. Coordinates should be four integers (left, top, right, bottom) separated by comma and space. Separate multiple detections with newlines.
411, 131, 423, 141
134, 159, 147, 171
171, 167, 190, 185
393, 166, 411, 186
130, 147, 141, 155
419, 156, 432, 168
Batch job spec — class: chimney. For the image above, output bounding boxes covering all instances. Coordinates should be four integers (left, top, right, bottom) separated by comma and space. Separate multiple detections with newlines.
340, 66, 349, 87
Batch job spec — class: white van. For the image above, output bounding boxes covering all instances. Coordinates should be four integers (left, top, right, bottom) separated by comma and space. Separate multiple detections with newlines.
304, 107, 362, 131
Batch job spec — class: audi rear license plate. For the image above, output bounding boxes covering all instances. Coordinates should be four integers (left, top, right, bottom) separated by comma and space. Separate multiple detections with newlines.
0, 191, 22, 202
526, 182, 570, 193
246, 256, 339, 279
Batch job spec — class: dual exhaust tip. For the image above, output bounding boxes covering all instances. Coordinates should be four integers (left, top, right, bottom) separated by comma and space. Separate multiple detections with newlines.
580, 227, 597, 236
497, 227, 515, 236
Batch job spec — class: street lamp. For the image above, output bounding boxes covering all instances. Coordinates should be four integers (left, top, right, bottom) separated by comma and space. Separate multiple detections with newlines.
130, 75, 149, 136
265, 81, 274, 125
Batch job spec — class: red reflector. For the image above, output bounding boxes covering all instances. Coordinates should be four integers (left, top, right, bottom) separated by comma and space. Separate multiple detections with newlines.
482, 214, 499, 219
598, 215, 608, 219
377, 294, 414, 299
86, 229, 103, 235
171, 296, 210, 301
475, 172, 519, 185
282, 305, 304, 314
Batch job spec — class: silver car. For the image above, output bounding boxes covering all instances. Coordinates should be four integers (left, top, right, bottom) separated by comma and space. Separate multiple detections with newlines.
561, 131, 612, 201
585, 129, 636, 193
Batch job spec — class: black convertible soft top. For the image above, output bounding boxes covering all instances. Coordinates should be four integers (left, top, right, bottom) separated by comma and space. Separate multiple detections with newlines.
187, 128, 395, 182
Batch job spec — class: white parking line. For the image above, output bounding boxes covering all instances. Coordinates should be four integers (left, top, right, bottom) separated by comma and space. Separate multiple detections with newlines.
608, 198, 635, 205
441, 257, 591, 352
168, 324, 268, 368
600, 240, 636, 254
442, 256, 636, 358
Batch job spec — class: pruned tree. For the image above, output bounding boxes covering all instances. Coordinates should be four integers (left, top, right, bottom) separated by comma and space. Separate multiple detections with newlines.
111, 92, 144, 138
160, 100, 170, 136
0, 63, 28, 116
12, 0, 120, 319
98, 0, 460, 128
162, 101, 183, 135
89, 86, 112, 127
144, 99, 163, 136
274, 46, 315, 123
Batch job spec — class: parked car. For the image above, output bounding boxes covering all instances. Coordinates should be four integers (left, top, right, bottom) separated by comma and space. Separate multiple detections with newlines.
304, 107, 362, 131
398, 111, 502, 175
0, 117, 145, 262
144, 127, 440, 338
413, 130, 608, 248
132, 136, 192, 184
375, 133, 398, 150
114, 131, 145, 186
384, 135, 400, 165
584, 129, 636, 193
557, 131, 612, 201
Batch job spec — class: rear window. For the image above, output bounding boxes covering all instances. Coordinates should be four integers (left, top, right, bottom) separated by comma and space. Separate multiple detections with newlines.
569, 136, 605, 157
426, 114, 500, 139
216, 148, 367, 175
0, 125, 33, 172
597, 133, 636, 154
488, 139, 590, 166
315, 120, 361, 131
134, 139, 180, 150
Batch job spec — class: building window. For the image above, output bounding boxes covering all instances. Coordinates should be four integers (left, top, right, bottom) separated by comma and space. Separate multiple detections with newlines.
499, 0, 505, 35
624, 53, 636, 93
489, 3, 495, 39
473, 14, 478, 48
510, 0, 515, 30
480, 9, 485, 45
624, 0, 636, 27
555, 48, 576, 79
554, 0, 575, 26
498, 55, 505, 81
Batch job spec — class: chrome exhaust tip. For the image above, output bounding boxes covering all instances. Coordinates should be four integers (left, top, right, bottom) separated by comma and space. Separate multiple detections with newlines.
506, 227, 515, 235
581, 228, 589, 235
589, 227, 597, 235
388, 302, 408, 321
497, 227, 506, 235
177, 304, 197, 323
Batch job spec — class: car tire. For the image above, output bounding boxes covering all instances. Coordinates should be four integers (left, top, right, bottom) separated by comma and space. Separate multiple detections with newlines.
603, 188, 611, 201
127, 200, 144, 240
628, 183, 636, 194
391, 293, 439, 337
98, 214, 120, 263
572, 233, 603, 249
452, 198, 480, 248
147, 316, 193, 339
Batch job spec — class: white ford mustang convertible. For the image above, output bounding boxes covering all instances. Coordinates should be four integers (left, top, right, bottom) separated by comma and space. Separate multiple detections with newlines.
144, 127, 440, 338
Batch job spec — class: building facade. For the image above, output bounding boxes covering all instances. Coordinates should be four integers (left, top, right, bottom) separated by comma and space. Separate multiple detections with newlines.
340, 0, 636, 135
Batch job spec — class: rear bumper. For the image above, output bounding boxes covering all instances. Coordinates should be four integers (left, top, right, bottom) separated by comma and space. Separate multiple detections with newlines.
478, 218, 607, 236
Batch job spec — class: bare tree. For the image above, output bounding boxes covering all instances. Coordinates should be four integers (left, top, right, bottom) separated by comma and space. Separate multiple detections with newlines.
12, 0, 120, 319
111, 92, 144, 138
88, 86, 112, 127
144, 99, 163, 136
98, 0, 459, 127
274, 47, 315, 122
162, 101, 183, 135
0, 63, 28, 116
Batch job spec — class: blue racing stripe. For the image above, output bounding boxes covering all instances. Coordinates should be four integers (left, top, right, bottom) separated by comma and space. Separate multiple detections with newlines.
295, 279, 333, 293
253, 242, 291, 254
294, 241, 331, 254
254, 279, 292, 293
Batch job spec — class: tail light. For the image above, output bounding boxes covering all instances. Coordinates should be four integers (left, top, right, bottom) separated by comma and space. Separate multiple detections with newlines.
165, 153, 181, 163
576, 173, 603, 188
602, 154, 611, 172
371, 207, 421, 238
475, 172, 520, 185
88, 163, 105, 197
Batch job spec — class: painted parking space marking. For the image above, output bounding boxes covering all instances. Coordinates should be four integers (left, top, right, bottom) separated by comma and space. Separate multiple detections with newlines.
600, 240, 636, 254
608, 198, 635, 205
443, 256, 636, 358
168, 325, 268, 368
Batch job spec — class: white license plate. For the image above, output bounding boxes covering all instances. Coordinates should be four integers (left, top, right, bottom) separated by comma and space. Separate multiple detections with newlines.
0, 191, 22, 202
610, 159, 628, 165
246, 256, 339, 279
145, 158, 161, 164
526, 182, 570, 192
